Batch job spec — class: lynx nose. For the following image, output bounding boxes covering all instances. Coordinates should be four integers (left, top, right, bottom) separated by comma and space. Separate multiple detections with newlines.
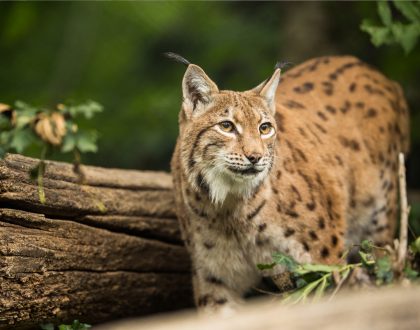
246, 153, 262, 165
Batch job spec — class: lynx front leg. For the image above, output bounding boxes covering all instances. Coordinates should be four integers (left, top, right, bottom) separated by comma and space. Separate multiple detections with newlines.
193, 268, 244, 316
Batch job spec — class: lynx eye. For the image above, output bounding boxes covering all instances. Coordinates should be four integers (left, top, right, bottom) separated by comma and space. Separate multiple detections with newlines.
259, 122, 273, 135
219, 121, 235, 132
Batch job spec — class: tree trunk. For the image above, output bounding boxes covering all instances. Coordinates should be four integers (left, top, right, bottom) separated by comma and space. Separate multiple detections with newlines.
0, 154, 193, 329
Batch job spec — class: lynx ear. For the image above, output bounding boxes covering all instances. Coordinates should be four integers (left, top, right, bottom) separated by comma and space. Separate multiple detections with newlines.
182, 64, 218, 118
258, 68, 281, 114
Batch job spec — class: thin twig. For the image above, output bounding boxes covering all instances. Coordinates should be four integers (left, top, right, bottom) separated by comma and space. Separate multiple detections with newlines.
397, 152, 411, 272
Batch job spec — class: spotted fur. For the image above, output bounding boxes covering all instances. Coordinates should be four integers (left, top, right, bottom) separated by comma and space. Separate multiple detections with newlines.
170, 56, 410, 314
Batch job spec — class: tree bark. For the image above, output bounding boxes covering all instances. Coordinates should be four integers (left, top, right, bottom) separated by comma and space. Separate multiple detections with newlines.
0, 154, 193, 329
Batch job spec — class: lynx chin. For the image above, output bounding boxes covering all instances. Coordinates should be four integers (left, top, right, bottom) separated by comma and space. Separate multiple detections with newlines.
170, 54, 409, 314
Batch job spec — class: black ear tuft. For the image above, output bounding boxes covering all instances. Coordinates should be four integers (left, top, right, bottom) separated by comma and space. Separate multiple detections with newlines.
275, 61, 294, 71
163, 52, 191, 67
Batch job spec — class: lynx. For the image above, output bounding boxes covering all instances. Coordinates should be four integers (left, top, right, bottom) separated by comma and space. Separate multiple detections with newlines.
170, 54, 409, 314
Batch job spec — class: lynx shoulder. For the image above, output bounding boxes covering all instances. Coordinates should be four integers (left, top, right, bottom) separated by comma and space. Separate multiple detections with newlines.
170, 55, 410, 313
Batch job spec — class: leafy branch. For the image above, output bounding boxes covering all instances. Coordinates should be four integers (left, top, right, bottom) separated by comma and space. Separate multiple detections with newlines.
258, 238, 419, 304
0, 100, 102, 203
361, 1, 420, 54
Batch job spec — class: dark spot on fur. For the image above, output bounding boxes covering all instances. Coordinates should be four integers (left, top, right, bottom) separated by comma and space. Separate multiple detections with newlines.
293, 82, 314, 94
284, 227, 295, 237
306, 202, 316, 211
318, 217, 326, 229
365, 108, 377, 118
321, 81, 334, 95
206, 276, 224, 286
317, 111, 328, 121
204, 241, 215, 249
309, 231, 318, 240
376, 225, 389, 233
321, 246, 330, 258
331, 235, 338, 247
340, 100, 351, 114
198, 294, 211, 306
325, 105, 337, 114
258, 223, 267, 232
303, 241, 311, 252
196, 173, 210, 194
338, 136, 360, 151
355, 101, 365, 109
364, 84, 385, 96
362, 196, 375, 207
285, 209, 299, 218
349, 82, 357, 92
314, 123, 327, 134
215, 298, 227, 305
329, 73, 337, 80
195, 193, 201, 202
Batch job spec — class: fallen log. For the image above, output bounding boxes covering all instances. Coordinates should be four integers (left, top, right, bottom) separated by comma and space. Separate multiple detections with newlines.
97, 286, 420, 330
0, 154, 193, 329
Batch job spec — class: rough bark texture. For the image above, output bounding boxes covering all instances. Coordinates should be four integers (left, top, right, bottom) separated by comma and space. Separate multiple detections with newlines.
97, 286, 420, 330
0, 154, 193, 329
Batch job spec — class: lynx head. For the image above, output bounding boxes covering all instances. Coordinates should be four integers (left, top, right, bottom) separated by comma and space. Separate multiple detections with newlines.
178, 62, 281, 205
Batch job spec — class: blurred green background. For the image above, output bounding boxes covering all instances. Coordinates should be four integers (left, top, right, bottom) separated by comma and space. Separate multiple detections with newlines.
0, 2, 419, 187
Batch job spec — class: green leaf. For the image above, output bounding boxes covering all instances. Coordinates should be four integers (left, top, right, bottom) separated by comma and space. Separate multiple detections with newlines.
359, 251, 375, 266
61, 134, 77, 153
410, 237, 420, 253
393, 0, 420, 23
66, 100, 103, 119
295, 277, 308, 289
58, 326, 70, 330
0, 146, 6, 159
314, 275, 329, 300
404, 266, 419, 280
391, 22, 420, 53
0, 131, 11, 145
0, 114, 11, 130
378, 1, 393, 26
361, 240, 374, 253
257, 262, 276, 270
39, 324, 54, 330
14, 100, 38, 129
297, 263, 341, 274
283, 278, 321, 304
375, 256, 393, 284
360, 20, 393, 47
9, 129, 35, 153
75, 131, 98, 153
272, 252, 299, 272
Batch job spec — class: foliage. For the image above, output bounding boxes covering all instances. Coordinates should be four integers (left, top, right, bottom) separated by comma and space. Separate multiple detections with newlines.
0, 2, 419, 179
361, 1, 420, 54
0, 100, 102, 202
258, 239, 420, 304
0, 100, 101, 157
40, 320, 91, 330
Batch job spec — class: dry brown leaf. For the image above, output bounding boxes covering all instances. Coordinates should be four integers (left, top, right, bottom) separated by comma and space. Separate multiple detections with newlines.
0, 103, 11, 113
34, 112, 67, 145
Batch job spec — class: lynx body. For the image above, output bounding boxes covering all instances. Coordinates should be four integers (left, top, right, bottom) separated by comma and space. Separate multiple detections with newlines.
170, 56, 409, 313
